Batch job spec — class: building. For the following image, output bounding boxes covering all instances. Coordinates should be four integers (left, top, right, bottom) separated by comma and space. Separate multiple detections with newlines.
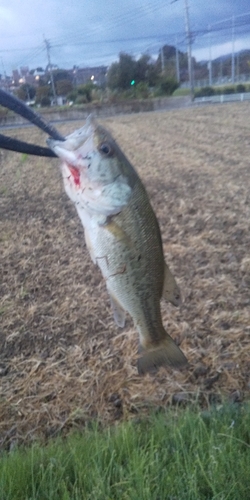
71, 66, 107, 87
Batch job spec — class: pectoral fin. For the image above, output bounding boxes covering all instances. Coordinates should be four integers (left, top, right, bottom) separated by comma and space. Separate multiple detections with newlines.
104, 220, 134, 250
162, 262, 181, 306
109, 293, 126, 328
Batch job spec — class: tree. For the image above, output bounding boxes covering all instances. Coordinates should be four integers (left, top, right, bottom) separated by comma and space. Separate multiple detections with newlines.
106, 62, 120, 90
56, 79, 73, 96
77, 82, 95, 102
41, 69, 72, 97
52, 69, 72, 84
35, 85, 51, 104
67, 89, 78, 103
147, 63, 160, 86
107, 52, 160, 91
157, 45, 189, 82
135, 54, 151, 82
17, 84, 36, 101
107, 53, 136, 90
40, 96, 51, 107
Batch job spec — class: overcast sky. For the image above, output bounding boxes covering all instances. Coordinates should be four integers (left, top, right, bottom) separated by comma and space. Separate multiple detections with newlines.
0, 0, 250, 75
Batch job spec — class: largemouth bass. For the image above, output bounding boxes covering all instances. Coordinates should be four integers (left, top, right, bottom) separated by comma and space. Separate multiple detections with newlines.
47, 117, 187, 374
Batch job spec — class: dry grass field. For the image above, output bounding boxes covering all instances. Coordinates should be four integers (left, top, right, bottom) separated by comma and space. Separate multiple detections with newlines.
1, 103, 250, 448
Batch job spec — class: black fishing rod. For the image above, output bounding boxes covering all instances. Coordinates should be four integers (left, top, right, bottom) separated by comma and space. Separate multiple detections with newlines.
0, 89, 64, 157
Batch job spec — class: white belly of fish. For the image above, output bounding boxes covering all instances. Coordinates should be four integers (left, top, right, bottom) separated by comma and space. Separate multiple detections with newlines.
76, 204, 143, 329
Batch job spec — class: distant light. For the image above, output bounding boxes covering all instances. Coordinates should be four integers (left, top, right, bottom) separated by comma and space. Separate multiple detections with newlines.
35, 75, 40, 80
130, 80, 135, 85
91, 75, 94, 80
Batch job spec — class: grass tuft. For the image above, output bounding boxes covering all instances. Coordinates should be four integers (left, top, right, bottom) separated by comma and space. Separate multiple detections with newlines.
0, 404, 249, 499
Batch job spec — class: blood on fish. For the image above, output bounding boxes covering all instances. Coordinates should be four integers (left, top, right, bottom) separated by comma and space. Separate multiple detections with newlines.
68, 165, 80, 186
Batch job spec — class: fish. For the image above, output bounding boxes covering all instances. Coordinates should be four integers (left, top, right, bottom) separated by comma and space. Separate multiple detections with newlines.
47, 116, 187, 374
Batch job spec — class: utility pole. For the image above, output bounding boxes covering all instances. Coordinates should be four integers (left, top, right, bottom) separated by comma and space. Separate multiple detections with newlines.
175, 37, 180, 83
161, 46, 165, 73
208, 25, 212, 86
208, 11, 250, 87
231, 15, 235, 84
236, 52, 239, 82
184, 0, 194, 100
1, 57, 7, 88
44, 37, 57, 103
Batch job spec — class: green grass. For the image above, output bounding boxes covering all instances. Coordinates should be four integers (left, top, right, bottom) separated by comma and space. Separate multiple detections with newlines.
172, 87, 192, 96
0, 404, 250, 500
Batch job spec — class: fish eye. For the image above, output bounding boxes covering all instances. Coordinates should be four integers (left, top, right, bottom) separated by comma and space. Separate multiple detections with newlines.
99, 142, 113, 156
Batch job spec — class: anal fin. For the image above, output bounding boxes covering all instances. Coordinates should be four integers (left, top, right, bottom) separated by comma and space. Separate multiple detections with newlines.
109, 293, 126, 328
162, 262, 181, 307
84, 228, 96, 264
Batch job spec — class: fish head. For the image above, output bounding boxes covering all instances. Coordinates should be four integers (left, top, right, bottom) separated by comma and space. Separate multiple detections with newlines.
47, 116, 135, 217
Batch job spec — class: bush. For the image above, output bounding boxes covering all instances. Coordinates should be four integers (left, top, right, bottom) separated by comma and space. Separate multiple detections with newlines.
40, 96, 51, 107
75, 95, 88, 105
195, 86, 215, 97
119, 89, 136, 100
67, 90, 78, 103
158, 77, 179, 96
236, 84, 246, 93
223, 86, 235, 94
77, 83, 95, 102
135, 82, 150, 99
91, 88, 102, 102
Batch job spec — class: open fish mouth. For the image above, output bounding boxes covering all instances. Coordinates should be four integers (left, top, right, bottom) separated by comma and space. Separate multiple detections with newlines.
46, 116, 99, 171
47, 115, 95, 153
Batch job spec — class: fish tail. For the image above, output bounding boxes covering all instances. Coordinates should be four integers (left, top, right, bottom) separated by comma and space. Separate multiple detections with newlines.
138, 331, 187, 375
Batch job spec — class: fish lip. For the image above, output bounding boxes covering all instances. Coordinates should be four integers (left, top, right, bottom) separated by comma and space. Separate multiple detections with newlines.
64, 114, 96, 147
46, 114, 97, 155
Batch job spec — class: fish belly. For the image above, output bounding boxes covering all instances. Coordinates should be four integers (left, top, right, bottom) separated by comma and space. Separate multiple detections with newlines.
85, 209, 163, 342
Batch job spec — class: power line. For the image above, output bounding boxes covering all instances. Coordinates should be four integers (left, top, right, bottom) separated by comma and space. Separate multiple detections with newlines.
16, 47, 45, 69
1, 14, 250, 56
48, 0, 174, 46
2, 5, 250, 74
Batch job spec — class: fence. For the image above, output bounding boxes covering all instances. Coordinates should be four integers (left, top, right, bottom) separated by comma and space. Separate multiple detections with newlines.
181, 74, 250, 89
194, 92, 250, 104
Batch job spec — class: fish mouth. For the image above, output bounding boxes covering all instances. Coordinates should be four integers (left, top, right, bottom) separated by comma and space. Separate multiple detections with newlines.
46, 115, 97, 163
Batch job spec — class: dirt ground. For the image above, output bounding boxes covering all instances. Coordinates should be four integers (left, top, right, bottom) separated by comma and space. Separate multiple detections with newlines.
1, 103, 250, 448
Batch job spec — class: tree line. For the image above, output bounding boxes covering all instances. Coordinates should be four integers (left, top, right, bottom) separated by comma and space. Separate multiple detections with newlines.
15, 46, 185, 105
14, 46, 250, 106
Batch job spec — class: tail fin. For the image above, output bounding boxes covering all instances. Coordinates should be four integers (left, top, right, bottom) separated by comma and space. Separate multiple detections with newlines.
138, 335, 187, 375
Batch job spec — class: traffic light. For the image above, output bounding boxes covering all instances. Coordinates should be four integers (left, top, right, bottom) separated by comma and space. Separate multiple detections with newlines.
130, 80, 135, 86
